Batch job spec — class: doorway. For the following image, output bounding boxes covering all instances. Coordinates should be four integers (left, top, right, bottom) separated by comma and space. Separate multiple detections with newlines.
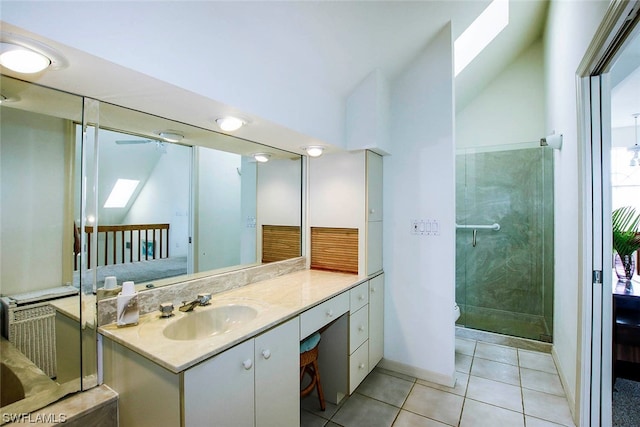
578, 2, 640, 426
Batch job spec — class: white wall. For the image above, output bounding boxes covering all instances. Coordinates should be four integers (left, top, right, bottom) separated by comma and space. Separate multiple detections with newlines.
257, 159, 303, 226
544, 0, 609, 416
0, 2, 344, 149
241, 157, 258, 265
457, 40, 545, 149
196, 148, 242, 271
1, 108, 68, 295
124, 143, 191, 258
382, 23, 456, 385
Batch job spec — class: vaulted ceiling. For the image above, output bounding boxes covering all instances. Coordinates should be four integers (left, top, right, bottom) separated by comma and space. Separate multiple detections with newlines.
1, 1, 549, 153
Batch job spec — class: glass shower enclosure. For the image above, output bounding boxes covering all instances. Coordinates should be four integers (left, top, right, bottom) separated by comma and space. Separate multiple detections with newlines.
456, 143, 554, 342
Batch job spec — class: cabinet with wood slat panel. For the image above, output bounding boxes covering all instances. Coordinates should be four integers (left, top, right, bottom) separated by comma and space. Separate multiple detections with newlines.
308, 150, 383, 276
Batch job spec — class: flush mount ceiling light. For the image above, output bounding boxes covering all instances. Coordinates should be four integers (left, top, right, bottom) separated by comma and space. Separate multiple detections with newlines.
304, 146, 324, 157
0, 32, 68, 74
157, 131, 184, 143
253, 153, 271, 163
215, 116, 245, 132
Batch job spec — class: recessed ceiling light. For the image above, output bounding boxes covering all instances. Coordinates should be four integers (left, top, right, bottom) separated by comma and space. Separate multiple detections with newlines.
0, 32, 68, 74
304, 146, 325, 157
0, 43, 50, 73
253, 153, 271, 163
158, 131, 184, 143
216, 116, 245, 132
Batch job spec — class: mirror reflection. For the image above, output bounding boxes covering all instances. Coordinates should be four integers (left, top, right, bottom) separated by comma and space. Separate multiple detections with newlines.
83, 101, 302, 295
0, 75, 303, 417
1, 76, 84, 416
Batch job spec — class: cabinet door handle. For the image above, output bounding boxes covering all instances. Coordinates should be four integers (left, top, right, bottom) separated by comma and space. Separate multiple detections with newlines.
371, 287, 376, 293
369, 209, 375, 214
261, 349, 271, 360
326, 309, 334, 318
359, 363, 366, 370
358, 325, 365, 332
242, 359, 253, 370
358, 294, 365, 301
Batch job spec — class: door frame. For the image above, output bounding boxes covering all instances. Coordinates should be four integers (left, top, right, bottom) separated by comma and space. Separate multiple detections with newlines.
577, 1, 640, 425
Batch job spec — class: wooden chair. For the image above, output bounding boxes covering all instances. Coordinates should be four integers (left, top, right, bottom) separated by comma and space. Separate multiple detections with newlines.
300, 332, 325, 411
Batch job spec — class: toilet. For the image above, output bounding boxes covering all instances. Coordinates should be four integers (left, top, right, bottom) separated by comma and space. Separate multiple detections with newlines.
454, 303, 461, 322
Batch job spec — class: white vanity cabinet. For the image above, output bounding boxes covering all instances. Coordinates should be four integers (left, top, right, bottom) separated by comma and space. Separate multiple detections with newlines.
184, 317, 299, 427
349, 282, 370, 393
368, 273, 384, 370
102, 317, 299, 427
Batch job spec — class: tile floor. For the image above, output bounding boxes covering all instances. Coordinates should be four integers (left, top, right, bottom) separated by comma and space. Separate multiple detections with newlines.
300, 338, 575, 427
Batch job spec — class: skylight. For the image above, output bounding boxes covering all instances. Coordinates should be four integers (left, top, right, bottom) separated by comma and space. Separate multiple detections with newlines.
104, 179, 139, 208
454, 0, 509, 76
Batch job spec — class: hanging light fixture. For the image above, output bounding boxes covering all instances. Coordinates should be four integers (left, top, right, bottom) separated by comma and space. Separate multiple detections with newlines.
630, 113, 640, 167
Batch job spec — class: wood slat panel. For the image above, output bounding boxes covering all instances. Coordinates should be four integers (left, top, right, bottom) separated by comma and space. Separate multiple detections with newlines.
311, 227, 358, 274
262, 225, 301, 263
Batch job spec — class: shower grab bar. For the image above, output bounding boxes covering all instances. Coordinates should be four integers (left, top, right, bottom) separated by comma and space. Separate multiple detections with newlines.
455, 223, 501, 231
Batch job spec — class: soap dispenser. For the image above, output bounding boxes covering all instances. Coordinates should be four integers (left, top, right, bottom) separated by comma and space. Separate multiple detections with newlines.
117, 281, 139, 326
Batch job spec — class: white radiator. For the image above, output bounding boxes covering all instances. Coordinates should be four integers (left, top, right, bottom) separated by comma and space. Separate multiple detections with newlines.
6, 302, 57, 378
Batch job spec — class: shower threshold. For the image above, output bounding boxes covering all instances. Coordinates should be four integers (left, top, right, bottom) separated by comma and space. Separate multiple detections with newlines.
455, 326, 553, 354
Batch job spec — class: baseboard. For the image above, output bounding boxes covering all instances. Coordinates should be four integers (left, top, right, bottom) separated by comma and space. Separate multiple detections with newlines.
551, 346, 577, 423
378, 357, 456, 388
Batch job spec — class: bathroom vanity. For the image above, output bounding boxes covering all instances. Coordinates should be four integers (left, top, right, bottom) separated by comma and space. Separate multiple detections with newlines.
99, 269, 384, 427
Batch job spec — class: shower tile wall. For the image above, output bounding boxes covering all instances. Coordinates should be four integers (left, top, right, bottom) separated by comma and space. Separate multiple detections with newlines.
456, 147, 554, 342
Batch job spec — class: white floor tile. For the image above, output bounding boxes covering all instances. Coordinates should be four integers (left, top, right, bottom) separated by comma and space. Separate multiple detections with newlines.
393, 410, 451, 427
471, 357, 520, 386
455, 338, 476, 357
466, 375, 523, 412
460, 399, 524, 427
520, 367, 565, 396
518, 349, 557, 374
522, 388, 575, 426
474, 342, 518, 365
417, 372, 469, 397
403, 383, 464, 426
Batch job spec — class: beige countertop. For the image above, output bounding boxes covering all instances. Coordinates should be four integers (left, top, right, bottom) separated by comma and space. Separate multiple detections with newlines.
98, 269, 367, 373
49, 294, 96, 328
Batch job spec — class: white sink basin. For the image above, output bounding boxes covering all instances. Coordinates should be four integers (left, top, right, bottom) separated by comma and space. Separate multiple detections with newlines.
163, 305, 258, 341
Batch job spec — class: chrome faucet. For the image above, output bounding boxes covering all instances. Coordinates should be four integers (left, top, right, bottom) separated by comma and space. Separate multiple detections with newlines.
179, 293, 212, 312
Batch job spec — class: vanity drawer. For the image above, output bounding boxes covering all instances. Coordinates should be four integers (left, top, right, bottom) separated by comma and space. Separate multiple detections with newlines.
349, 282, 369, 312
349, 341, 369, 394
349, 306, 369, 354
300, 292, 349, 339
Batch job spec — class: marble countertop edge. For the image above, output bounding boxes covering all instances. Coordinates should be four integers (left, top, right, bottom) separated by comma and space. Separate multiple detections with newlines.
98, 269, 368, 373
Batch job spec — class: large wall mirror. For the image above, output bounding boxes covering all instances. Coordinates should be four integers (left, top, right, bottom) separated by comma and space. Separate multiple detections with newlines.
0, 75, 302, 417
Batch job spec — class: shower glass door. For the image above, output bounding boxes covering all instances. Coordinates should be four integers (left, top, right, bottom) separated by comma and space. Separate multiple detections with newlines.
455, 143, 554, 342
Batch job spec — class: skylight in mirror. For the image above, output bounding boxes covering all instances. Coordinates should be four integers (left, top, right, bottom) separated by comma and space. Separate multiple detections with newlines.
104, 178, 139, 208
